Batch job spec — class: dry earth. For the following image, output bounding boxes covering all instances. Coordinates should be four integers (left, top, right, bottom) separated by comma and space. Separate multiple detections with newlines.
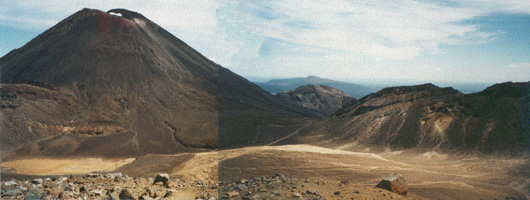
2, 144, 529, 199
1, 158, 135, 175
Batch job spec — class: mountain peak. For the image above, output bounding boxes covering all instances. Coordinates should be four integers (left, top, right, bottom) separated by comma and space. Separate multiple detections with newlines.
0, 7, 320, 156
478, 81, 530, 98
0, 8, 162, 86
107, 8, 148, 20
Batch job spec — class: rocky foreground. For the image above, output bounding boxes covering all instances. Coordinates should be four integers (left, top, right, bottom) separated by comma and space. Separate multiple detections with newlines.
0, 172, 413, 200
2, 172, 526, 199
1, 173, 217, 200
218, 174, 407, 200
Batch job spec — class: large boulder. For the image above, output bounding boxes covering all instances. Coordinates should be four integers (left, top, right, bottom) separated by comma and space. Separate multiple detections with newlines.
119, 189, 135, 199
106, 172, 123, 179
375, 173, 408, 196
153, 173, 170, 187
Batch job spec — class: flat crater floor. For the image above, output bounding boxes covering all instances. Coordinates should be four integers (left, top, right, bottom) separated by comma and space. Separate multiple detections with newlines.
2, 145, 529, 199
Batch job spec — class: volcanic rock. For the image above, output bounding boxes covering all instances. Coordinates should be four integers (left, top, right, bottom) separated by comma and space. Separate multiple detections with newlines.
30, 179, 43, 185
153, 174, 169, 187
106, 173, 122, 180
375, 173, 407, 196
119, 189, 134, 199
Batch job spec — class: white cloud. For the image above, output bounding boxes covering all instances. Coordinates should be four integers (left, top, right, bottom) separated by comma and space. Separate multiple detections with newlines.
220, 0, 502, 62
508, 63, 530, 69
217, 0, 530, 81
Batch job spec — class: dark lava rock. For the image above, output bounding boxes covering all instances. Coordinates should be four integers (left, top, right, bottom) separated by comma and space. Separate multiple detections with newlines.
153, 174, 170, 187
306, 189, 318, 195
119, 189, 134, 199
30, 179, 43, 185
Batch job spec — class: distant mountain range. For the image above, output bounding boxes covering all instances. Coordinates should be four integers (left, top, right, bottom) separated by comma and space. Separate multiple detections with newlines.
254, 76, 374, 99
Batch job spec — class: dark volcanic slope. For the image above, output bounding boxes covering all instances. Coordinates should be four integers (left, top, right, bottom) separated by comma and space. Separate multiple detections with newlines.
0, 8, 319, 157
255, 76, 372, 98
276, 84, 355, 117
302, 82, 530, 153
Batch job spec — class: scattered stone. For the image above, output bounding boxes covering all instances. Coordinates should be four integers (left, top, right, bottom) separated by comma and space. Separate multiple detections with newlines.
63, 185, 74, 192
24, 192, 42, 200
106, 172, 123, 179
227, 190, 240, 197
58, 192, 71, 199
153, 173, 170, 187
3, 180, 18, 187
242, 196, 253, 200
30, 179, 43, 185
293, 192, 303, 198
93, 189, 104, 196
252, 194, 264, 200
375, 173, 408, 196
119, 189, 134, 199
306, 189, 318, 195
138, 195, 154, 200
4, 189, 23, 197
106, 190, 119, 200
86, 172, 100, 178
236, 183, 246, 191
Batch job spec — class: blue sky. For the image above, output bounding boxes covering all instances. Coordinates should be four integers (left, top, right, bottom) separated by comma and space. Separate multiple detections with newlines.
1, 0, 529, 83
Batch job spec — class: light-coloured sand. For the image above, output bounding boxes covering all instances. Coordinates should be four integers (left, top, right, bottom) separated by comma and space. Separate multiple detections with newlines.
170, 151, 218, 183
2, 145, 528, 199
1, 157, 135, 175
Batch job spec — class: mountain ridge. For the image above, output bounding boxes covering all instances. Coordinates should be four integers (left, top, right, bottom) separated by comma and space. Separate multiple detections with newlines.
296, 82, 530, 153
255, 75, 373, 98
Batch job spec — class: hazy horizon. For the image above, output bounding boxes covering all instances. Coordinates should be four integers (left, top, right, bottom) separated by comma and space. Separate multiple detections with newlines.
1, 1, 530, 83
245, 75, 497, 94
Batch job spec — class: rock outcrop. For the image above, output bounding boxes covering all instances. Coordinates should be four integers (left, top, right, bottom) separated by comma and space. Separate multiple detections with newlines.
375, 173, 408, 196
